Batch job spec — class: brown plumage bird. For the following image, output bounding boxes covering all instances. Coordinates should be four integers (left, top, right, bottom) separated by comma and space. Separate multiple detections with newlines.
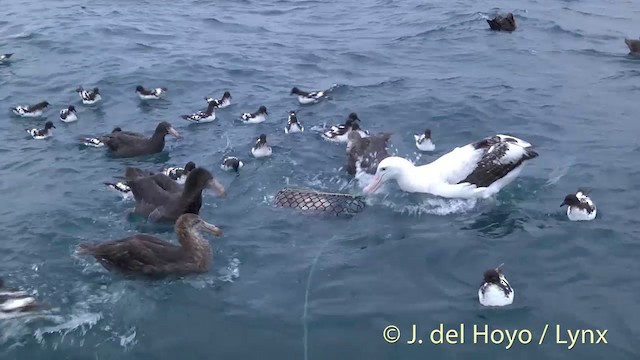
76, 213, 223, 277
625, 38, 640, 55
487, 12, 516, 32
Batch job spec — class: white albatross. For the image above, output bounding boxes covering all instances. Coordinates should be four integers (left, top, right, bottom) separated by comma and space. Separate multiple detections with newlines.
362, 134, 538, 199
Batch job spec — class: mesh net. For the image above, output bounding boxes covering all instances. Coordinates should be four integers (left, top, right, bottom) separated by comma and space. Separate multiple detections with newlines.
274, 188, 366, 217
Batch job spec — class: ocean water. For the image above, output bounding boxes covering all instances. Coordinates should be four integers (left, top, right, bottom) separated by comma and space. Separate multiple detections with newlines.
1, 0, 639, 358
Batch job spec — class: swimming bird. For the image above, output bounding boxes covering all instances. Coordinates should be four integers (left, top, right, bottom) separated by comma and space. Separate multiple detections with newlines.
180, 101, 217, 123
76, 86, 102, 105
346, 131, 391, 175
284, 111, 304, 133
322, 113, 369, 143
163, 161, 197, 184
221, 156, 243, 172
136, 85, 167, 100
560, 189, 597, 221
104, 181, 133, 199
478, 264, 514, 307
26, 121, 56, 140
0, 53, 13, 63
59, 105, 78, 123
124, 167, 225, 222
624, 38, 640, 55
1, 278, 48, 319
98, 121, 182, 158
76, 213, 222, 277
363, 134, 538, 199
240, 106, 268, 124
487, 12, 516, 32
414, 129, 435, 152
11, 101, 49, 118
251, 134, 272, 158
82, 127, 140, 148
205, 91, 232, 108
290, 86, 330, 105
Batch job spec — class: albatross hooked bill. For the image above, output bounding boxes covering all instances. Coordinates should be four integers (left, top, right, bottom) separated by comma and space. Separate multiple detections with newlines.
209, 178, 226, 197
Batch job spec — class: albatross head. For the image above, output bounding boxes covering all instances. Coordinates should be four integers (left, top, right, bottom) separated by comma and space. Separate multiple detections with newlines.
362, 156, 415, 194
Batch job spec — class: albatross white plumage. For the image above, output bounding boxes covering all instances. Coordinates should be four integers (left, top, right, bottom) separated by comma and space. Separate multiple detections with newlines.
478, 264, 514, 307
363, 134, 538, 199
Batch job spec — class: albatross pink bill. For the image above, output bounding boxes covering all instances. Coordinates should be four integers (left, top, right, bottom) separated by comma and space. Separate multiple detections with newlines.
363, 174, 384, 194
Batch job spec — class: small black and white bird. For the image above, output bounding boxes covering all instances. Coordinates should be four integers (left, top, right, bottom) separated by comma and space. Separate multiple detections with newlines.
241, 106, 268, 124
0, 53, 13, 63
205, 91, 232, 109
414, 128, 435, 152
322, 112, 369, 142
11, 101, 50, 118
76, 86, 102, 105
251, 134, 272, 158
284, 111, 304, 134
1, 278, 48, 319
59, 105, 78, 123
104, 181, 132, 199
560, 189, 597, 221
181, 101, 217, 123
221, 156, 244, 172
26, 121, 56, 139
478, 264, 514, 307
290, 86, 329, 105
135, 85, 168, 100
164, 161, 196, 184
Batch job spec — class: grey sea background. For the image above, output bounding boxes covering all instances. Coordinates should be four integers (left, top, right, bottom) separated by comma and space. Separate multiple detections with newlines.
1, 0, 639, 358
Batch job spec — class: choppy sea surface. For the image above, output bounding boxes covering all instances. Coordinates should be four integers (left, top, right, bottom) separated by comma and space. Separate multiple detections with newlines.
1, 0, 639, 358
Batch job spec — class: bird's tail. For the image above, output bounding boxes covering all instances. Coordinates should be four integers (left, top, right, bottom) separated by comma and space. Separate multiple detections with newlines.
487, 19, 500, 30
180, 115, 191, 120
2, 53, 13, 59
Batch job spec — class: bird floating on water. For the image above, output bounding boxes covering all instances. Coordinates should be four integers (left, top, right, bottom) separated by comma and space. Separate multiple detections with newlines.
560, 189, 597, 221
0, 53, 13, 63
290, 86, 329, 105
1, 278, 48, 319
205, 91, 232, 109
322, 112, 369, 143
59, 105, 78, 123
76, 86, 101, 105
414, 129, 435, 152
624, 38, 640, 55
123, 167, 225, 222
26, 121, 56, 139
487, 12, 516, 32
363, 134, 538, 199
284, 111, 304, 134
478, 264, 514, 307
76, 213, 223, 277
240, 106, 268, 124
164, 161, 197, 184
136, 85, 167, 100
252, 134, 272, 158
221, 156, 244, 172
11, 101, 49, 118
87, 121, 181, 157
104, 181, 132, 199
181, 102, 217, 123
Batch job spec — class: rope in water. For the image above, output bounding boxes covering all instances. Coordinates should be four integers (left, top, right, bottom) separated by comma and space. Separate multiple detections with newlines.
302, 235, 334, 360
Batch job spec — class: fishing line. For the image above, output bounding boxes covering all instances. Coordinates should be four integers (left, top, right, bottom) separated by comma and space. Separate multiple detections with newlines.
302, 235, 334, 360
